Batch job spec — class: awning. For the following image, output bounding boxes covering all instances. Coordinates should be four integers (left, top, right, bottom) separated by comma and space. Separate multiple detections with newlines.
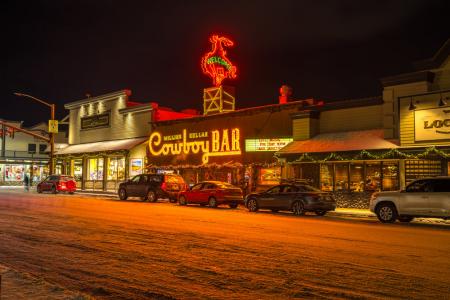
56, 137, 147, 155
276, 129, 399, 155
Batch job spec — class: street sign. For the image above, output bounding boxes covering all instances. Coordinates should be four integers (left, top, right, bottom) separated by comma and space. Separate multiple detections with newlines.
48, 120, 58, 133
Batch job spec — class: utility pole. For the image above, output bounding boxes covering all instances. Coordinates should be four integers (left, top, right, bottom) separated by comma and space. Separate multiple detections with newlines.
14, 93, 57, 174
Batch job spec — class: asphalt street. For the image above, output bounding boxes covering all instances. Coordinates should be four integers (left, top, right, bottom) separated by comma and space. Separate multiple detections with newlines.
0, 189, 449, 299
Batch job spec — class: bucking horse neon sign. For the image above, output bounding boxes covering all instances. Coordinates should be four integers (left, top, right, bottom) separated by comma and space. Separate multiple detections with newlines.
201, 35, 237, 87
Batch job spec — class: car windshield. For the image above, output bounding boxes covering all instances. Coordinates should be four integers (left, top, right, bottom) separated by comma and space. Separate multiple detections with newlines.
165, 175, 184, 183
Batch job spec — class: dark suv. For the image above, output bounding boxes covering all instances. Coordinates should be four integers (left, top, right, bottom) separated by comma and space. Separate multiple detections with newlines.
118, 173, 187, 202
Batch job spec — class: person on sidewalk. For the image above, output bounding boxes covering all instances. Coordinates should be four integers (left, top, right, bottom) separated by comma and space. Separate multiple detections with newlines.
23, 174, 30, 191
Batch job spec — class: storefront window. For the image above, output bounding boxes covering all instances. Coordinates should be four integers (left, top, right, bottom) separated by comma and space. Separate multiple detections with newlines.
259, 167, 281, 185
350, 163, 364, 192
365, 162, 381, 192
108, 157, 125, 180
334, 163, 348, 191
88, 158, 104, 180
294, 164, 319, 187
73, 159, 83, 181
382, 161, 399, 191
320, 164, 333, 191
4, 165, 25, 181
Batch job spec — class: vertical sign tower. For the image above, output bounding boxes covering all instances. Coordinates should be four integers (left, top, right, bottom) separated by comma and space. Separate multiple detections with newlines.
201, 35, 237, 115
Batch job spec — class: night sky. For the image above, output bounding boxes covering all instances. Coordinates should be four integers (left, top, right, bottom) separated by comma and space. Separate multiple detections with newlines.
2, 0, 450, 126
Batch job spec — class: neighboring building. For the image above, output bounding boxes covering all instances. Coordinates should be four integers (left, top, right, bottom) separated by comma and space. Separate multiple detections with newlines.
276, 38, 450, 208
0, 120, 50, 185
55, 90, 195, 191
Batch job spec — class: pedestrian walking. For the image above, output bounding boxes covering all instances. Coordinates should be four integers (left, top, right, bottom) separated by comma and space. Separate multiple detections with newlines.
23, 174, 30, 191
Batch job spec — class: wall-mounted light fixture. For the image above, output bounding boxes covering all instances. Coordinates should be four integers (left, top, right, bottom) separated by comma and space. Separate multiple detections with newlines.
408, 97, 416, 111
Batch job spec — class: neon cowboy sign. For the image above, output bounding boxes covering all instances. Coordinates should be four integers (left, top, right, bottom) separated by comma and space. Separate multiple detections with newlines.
149, 128, 241, 164
201, 35, 237, 87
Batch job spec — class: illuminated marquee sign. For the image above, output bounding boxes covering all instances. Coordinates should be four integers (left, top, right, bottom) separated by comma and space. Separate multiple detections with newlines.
201, 35, 237, 87
245, 138, 293, 152
415, 107, 450, 141
149, 128, 241, 164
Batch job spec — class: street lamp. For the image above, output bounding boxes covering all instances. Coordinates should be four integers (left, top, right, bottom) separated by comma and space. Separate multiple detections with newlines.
14, 92, 56, 175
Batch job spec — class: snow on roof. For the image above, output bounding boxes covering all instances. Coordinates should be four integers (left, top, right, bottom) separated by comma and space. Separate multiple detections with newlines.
277, 129, 399, 154
56, 137, 147, 155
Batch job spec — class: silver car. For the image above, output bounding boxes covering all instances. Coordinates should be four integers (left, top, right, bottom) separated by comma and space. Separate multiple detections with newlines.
370, 177, 450, 223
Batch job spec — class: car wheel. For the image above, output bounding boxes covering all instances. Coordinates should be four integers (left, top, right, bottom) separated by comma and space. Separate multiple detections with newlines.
37, 186, 42, 193
398, 216, 414, 223
247, 198, 258, 212
208, 197, 217, 208
229, 203, 238, 209
271, 209, 279, 213
376, 203, 398, 223
315, 210, 327, 216
292, 201, 305, 216
118, 188, 128, 200
179, 195, 187, 206
147, 190, 157, 202
51, 185, 58, 194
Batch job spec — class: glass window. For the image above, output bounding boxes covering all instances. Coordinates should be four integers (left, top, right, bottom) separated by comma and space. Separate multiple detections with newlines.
283, 185, 296, 193
73, 159, 83, 181
131, 175, 141, 183
259, 167, 281, 185
139, 175, 149, 183
320, 164, 333, 192
27, 144, 36, 154
4, 165, 24, 181
107, 157, 125, 180
365, 162, 381, 192
150, 175, 162, 182
88, 158, 104, 180
39, 144, 47, 154
406, 180, 428, 192
267, 186, 281, 194
334, 163, 349, 192
350, 163, 364, 192
191, 183, 203, 191
429, 179, 450, 192
203, 183, 217, 190
382, 161, 399, 191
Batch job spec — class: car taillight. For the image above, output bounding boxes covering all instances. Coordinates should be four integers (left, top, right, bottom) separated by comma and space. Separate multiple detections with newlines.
161, 182, 167, 191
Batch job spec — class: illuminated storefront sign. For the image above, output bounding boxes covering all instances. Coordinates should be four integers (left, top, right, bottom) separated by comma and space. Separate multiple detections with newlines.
149, 128, 241, 164
245, 138, 293, 152
415, 107, 450, 141
201, 35, 237, 87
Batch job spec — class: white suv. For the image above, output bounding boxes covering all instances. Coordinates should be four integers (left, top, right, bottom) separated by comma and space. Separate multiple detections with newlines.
370, 177, 450, 223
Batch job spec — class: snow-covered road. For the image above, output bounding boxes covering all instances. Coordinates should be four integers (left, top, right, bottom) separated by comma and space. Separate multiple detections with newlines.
0, 189, 449, 299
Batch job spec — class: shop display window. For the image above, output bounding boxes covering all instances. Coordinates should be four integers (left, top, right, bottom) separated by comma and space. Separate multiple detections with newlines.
350, 163, 364, 192
108, 157, 125, 180
129, 158, 143, 177
334, 163, 348, 191
294, 164, 319, 186
365, 162, 381, 192
259, 167, 281, 185
88, 158, 104, 180
319, 164, 333, 192
73, 159, 83, 181
382, 161, 399, 191
4, 165, 25, 181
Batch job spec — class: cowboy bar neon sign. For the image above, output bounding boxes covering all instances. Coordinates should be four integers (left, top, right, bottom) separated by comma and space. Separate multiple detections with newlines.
201, 35, 237, 87
149, 128, 241, 164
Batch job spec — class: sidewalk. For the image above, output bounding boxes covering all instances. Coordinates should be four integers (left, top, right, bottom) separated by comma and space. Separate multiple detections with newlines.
0, 264, 90, 300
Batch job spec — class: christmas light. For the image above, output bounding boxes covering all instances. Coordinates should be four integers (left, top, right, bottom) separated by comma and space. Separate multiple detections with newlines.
201, 35, 237, 87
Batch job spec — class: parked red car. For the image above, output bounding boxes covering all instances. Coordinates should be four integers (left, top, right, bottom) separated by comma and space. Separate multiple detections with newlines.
178, 181, 243, 208
37, 175, 76, 194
